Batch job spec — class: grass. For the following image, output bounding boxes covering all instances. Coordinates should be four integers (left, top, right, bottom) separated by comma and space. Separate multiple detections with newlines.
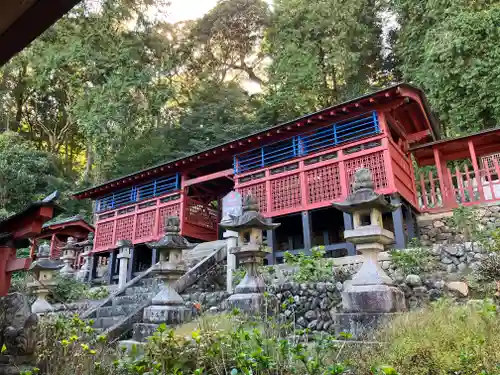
357, 299, 500, 375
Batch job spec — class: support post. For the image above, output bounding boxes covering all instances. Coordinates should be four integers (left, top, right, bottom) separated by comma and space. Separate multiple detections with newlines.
266, 227, 276, 265
404, 204, 417, 242
151, 248, 158, 266
302, 211, 312, 255
107, 250, 116, 285
468, 140, 485, 202
0, 245, 16, 296
342, 212, 356, 256
90, 253, 99, 281
117, 240, 132, 289
433, 146, 456, 208
391, 195, 406, 249
127, 245, 135, 281
224, 230, 238, 294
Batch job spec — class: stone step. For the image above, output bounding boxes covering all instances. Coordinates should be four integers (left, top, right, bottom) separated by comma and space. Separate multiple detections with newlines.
96, 305, 138, 318
112, 293, 155, 306
183, 240, 226, 263
92, 315, 126, 329
124, 286, 154, 295
132, 323, 160, 342
138, 278, 162, 289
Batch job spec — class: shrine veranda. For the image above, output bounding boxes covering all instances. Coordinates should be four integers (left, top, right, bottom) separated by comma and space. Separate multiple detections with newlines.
71, 83, 500, 284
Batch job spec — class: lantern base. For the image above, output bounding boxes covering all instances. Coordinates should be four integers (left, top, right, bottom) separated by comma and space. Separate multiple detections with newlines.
226, 292, 274, 314
341, 284, 406, 313
143, 305, 192, 324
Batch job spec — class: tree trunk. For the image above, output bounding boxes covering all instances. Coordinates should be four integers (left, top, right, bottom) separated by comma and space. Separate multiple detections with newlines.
83, 141, 94, 184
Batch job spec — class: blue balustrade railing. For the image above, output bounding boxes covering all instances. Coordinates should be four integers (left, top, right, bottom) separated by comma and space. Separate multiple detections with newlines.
234, 111, 379, 174
95, 174, 180, 213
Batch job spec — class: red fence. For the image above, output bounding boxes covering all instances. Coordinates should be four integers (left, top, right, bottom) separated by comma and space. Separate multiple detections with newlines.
235, 135, 406, 217
418, 158, 500, 211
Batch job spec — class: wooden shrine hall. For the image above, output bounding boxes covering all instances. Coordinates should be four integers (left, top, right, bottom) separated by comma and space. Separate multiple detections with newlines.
75, 83, 447, 276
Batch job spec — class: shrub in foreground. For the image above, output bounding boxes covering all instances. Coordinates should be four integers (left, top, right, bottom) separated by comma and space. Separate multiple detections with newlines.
358, 299, 500, 375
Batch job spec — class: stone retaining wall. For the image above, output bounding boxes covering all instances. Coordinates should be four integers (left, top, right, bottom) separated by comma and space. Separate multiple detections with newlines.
418, 203, 500, 246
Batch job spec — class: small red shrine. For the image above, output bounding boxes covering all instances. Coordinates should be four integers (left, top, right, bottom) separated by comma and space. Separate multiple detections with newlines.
74, 83, 448, 277
29, 215, 94, 263
0, 193, 62, 296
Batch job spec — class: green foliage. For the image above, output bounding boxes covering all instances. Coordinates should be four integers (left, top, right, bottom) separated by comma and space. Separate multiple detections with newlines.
451, 206, 481, 240
358, 299, 500, 375
392, 0, 500, 136
49, 275, 89, 304
389, 242, 435, 275
283, 246, 351, 283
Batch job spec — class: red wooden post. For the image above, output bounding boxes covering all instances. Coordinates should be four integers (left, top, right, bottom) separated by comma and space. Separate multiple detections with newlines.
299, 161, 309, 209
463, 165, 474, 203
493, 158, 500, 201
0, 246, 16, 296
429, 170, 437, 207
379, 113, 396, 191
483, 159, 495, 200
468, 140, 485, 203
265, 170, 272, 214
154, 197, 161, 237
49, 233, 56, 258
455, 166, 465, 204
433, 147, 455, 209
179, 174, 186, 235
419, 172, 428, 209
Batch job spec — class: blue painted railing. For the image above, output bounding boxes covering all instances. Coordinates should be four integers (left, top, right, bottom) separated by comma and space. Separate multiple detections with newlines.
234, 111, 379, 174
95, 174, 180, 212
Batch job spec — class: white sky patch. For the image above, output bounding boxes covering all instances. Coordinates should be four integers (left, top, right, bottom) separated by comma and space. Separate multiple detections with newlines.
166, 0, 220, 22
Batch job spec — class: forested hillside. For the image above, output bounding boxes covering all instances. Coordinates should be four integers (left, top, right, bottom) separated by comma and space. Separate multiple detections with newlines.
0, 0, 498, 219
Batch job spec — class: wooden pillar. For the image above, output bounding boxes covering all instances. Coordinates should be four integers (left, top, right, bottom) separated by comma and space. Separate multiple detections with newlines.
342, 212, 356, 256
468, 140, 485, 202
404, 204, 417, 242
266, 224, 277, 265
107, 250, 117, 285
127, 246, 135, 281
433, 146, 455, 208
151, 248, 158, 266
0, 245, 16, 296
302, 211, 312, 255
49, 233, 57, 258
391, 195, 406, 249
90, 253, 99, 281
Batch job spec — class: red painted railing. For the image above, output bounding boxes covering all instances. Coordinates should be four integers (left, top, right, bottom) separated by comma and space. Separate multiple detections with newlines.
418, 158, 500, 211
235, 135, 400, 217
182, 197, 219, 241
93, 192, 182, 252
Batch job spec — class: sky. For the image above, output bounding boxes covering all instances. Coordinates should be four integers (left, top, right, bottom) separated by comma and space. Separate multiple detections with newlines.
166, 0, 219, 23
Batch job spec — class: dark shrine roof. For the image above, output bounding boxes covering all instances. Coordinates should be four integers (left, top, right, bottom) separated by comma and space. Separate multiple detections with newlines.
74, 83, 440, 200
0, 0, 82, 66
410, 127, 500, 166
42, 215, 93, 230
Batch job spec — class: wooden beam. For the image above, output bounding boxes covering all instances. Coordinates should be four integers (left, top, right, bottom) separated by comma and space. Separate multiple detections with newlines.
6, 258, 31, 273
407, 130, 431, 143
183, 168, 234, 187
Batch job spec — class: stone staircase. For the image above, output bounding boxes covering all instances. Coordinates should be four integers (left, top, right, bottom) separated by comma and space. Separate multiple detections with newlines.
81, 240, 228, 341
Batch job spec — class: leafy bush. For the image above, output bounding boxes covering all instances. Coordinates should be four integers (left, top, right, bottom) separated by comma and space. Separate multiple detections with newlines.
49, 275, 89, 304
85, 287, 110, 300
389, 244, 435, 275
451, 206, 481, 241
283, 246, 336, 283
358, 299, 500, 375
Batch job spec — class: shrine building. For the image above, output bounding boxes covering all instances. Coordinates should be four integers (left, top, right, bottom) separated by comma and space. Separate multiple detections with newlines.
73, 83, 500, 281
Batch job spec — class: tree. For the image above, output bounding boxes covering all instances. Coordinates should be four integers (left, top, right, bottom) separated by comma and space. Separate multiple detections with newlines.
392, 1, 500, 136
263, 0, 384, 123
0, 132, 65, 217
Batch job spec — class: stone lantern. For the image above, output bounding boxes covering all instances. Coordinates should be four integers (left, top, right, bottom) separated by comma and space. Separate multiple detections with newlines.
28, 243, 63, 314
60, 236, 77, 277
76, 232, 94, 282
143, 216, 194, 324
332, 168, 406, 314
220, 194, 280, 313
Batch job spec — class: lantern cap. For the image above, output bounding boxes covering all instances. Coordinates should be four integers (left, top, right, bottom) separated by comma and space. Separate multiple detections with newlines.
220, 194, 280, 231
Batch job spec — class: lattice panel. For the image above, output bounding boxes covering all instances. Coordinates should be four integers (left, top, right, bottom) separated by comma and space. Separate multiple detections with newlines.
345, 151, 388, 192
186, 200, 218, 230
135, 210, 156, 241
115, 216, 134, 242
306, 163, 342, 204
158, 203, 181, 234
271, 174, 301, 211
238, 182, 267, 213
95, 221, 114, 249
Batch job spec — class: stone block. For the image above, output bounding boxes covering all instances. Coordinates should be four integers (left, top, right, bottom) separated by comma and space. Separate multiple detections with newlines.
132, 323, 160, 341
341, 284, 406, 313
143, 305, 192, 324
117, 340, 145, 356
332, 312, 400, 339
